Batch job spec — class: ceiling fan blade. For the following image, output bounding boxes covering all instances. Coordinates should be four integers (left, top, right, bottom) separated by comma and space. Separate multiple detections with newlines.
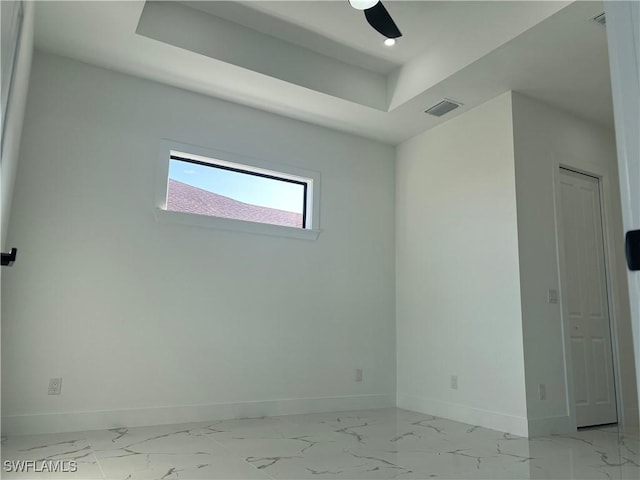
364, 2, 402, 39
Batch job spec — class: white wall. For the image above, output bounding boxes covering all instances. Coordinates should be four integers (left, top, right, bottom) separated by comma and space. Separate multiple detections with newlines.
1, 0, 34, 248
396, 92, 529, 436
1, 52, 396, 435
395, 91, 635, 438
511, 92, 638, 434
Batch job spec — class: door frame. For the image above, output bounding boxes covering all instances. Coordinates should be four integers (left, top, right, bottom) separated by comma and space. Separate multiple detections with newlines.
605, 0, 640, 425
553, 160, 626, 430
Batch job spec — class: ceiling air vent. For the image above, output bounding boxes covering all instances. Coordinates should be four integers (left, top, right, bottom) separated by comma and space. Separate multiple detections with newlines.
592, 12, 606, 26
425, 99, 462, 117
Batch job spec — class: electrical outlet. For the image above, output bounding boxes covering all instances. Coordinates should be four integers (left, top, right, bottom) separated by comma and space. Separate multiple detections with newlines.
548, 289, 559, 304
539, 383, 546, 400
355, 369, 363, 382
48, 377, 62, 395
450, 375, 458, 390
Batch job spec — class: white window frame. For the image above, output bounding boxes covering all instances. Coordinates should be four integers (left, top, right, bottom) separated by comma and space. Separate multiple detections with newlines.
155, 140, 321, 240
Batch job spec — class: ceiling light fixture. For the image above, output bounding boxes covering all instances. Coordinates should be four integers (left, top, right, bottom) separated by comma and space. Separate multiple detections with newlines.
349, 0, 378, 11
384, 38, 396, 46
348, 1, 402, 41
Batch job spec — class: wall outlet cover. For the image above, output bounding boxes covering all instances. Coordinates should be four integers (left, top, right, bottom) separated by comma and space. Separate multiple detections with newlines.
48, 377, 62, 395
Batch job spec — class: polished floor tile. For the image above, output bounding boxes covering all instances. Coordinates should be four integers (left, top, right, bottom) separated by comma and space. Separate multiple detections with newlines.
1, 408, 638, 479
1, 431, 104, 479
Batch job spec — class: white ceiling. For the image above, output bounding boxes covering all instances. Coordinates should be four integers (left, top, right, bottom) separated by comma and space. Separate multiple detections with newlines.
186, 1, 567, 69
33, 1, 613, 145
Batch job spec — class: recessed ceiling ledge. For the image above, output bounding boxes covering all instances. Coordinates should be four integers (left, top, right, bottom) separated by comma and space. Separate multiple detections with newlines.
136, 1, 390, 111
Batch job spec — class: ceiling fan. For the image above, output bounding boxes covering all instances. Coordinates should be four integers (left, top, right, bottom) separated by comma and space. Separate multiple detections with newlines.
348, 1, 402, 41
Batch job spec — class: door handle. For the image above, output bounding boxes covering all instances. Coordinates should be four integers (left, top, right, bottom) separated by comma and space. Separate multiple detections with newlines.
1, 248, 17, 267
626, 230, 640, 271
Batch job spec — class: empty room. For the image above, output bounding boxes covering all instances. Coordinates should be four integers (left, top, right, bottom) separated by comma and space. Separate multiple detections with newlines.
1, 1, 639, 479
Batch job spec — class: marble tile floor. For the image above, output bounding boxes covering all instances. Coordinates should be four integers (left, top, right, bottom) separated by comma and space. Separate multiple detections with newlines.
1, 408, 638, 480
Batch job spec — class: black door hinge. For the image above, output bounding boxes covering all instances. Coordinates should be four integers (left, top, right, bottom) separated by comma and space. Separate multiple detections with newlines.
626, 230, 640, 271
1, 248, 17, 267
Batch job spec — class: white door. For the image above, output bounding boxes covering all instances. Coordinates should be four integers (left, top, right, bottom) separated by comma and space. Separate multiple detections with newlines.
605, 0, 640, 425
560, 168, 617, 427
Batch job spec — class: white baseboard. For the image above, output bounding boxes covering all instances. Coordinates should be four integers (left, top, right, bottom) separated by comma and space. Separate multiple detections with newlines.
621, 406, 639, 431
397, 393, 529, 437
2, 393, 395, 436
527, 415, 574, 437
525, 407, 640, 437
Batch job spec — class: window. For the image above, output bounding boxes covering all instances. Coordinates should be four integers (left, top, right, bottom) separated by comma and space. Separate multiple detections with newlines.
156, 141, 320, 240
168, 155, 308, 229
